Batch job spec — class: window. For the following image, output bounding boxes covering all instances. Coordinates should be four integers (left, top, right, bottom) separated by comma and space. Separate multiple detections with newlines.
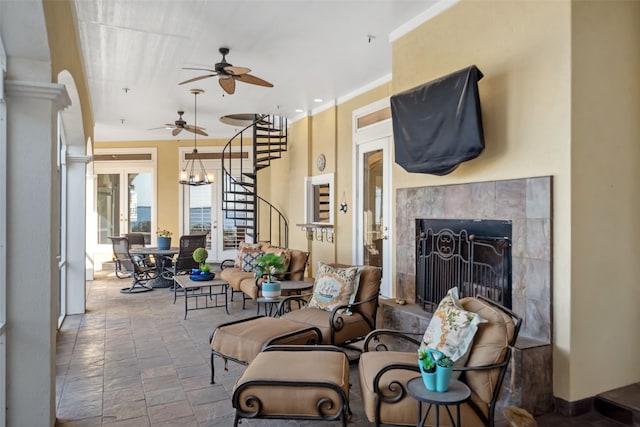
305, 173, 334, 225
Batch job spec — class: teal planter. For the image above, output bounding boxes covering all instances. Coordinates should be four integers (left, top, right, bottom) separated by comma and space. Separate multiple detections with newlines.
158, 237, 171, 250
418, 358, 437, 391
436, 364, 453, 392
262, 281, 281, 299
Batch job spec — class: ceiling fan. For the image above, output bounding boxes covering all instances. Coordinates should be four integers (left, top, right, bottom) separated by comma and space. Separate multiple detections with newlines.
179, 47, 274, 95
150, 110, 208, 137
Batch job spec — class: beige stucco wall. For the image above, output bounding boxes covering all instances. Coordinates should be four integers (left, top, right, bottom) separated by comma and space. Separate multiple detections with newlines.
570, 0, 640, 400
392, 0, 573, 399
43, 0, 94, 143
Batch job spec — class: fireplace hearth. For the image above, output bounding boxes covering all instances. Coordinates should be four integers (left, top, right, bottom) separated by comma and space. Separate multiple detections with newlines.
416, 218, 512, 311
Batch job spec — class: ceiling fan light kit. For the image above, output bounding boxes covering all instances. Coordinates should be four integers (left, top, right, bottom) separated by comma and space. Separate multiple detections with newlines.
179, 47, 273, 95
179, 89, 214, 186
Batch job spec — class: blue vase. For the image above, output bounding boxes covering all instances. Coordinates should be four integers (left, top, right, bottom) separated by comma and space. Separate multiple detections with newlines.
158, 236, 171, 250
418, 358, 437, 391
262, 281, 281, 299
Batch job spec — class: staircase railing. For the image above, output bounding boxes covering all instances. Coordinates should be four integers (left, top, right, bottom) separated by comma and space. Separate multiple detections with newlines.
221, 114, 288, 247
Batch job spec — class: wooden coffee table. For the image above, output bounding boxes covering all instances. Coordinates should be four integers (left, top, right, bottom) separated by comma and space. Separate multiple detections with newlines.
173, 275, 229, 319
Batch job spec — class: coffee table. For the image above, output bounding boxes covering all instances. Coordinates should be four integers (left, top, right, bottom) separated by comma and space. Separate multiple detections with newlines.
406, 377, 471, 427
173, 275, 229, 319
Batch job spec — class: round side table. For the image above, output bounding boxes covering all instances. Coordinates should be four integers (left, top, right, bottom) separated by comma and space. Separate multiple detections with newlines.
406, 377, 471, 427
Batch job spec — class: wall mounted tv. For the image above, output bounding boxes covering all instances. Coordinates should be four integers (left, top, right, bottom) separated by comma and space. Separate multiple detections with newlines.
391, 65, 485, 176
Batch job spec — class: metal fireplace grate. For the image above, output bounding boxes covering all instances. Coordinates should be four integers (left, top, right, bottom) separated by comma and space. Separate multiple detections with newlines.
416, 219, 512, 312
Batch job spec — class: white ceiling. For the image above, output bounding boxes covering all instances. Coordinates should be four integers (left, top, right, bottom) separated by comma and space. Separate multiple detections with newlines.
72, 0, 443, 142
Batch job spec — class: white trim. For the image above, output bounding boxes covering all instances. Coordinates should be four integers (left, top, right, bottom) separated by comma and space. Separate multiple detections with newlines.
337, 74, 392, 105
5, 80, 71, 109
304, 173, 334, 226
66, 154, 92, 163
389, 0, 460, 42
0, 34, 6, 427
311, 99, 336, 116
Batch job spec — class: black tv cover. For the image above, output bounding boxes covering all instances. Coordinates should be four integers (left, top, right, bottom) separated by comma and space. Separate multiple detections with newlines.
391, 65, 484, 175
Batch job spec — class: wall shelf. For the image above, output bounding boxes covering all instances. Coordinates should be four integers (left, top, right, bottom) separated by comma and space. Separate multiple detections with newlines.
296, 223, 334, 243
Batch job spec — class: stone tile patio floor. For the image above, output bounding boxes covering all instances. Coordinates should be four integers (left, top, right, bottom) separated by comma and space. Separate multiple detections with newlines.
55, 270, 624, 426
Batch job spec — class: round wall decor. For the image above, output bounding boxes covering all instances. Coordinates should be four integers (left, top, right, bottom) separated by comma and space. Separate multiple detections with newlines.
316, 153, 326, 171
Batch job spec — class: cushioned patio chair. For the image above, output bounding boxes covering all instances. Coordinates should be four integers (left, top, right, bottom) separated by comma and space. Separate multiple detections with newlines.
109, 236, 156, 293
277, 264, 382, 349
358, 295, 522, 427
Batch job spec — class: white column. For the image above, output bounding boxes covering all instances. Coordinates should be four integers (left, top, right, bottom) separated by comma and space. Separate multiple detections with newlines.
5, 80, 70, 427
66, 153, 90, 314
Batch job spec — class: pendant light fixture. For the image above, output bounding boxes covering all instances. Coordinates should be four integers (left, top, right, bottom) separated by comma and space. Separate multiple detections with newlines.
179, 88, 214, 186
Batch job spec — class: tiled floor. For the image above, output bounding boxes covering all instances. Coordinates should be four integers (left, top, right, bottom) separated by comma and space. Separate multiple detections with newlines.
56, 270, 625, 426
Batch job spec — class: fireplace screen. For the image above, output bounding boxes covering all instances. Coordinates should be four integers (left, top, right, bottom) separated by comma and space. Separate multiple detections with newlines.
416, 219, 512, 311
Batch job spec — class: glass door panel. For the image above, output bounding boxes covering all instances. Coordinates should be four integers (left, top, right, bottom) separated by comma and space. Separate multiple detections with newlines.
363, 149, 384, 268
97, 173, 121, 245
128, 172, 152, 244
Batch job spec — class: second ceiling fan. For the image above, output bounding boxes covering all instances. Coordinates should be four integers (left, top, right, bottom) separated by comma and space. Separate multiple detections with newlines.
179, 47, 273, 95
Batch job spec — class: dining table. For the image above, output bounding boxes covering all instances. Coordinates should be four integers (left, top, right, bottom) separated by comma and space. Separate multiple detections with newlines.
130, 246, 179, 288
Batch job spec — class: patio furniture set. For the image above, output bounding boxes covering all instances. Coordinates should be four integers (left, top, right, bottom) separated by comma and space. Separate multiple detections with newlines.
111, 236, 522, 426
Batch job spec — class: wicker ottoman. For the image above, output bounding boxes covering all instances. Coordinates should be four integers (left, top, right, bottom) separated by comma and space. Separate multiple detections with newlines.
209, 315, 322, 383
232, 346, 350, 426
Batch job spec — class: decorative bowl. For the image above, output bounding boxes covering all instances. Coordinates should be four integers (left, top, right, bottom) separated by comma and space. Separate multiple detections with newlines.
189, 272, 215, 281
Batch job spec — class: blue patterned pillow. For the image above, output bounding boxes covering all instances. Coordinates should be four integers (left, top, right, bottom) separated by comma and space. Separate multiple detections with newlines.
241, 250, 263, 272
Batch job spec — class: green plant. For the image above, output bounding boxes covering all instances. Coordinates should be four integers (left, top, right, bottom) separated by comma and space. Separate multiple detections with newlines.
157, 228, 173, 237
436, 355, 453, 368
192, 247, 208, 264
254, 253, 285, 283
200, 263, 211, 273
418, 349, 436, 373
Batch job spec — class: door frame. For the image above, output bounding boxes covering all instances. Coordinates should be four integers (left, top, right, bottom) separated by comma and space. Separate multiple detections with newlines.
352, 98, 393, 297
91, 147, 157, 267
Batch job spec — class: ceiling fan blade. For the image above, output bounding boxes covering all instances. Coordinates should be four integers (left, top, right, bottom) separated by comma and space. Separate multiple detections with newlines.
185, 125, 209, 136
172, 128, 182, 136
178, 74, 216, 85
219, 76, 236, 94
223, 65, 250, 76
237, 73, 273, 88
182, 67, 217, 73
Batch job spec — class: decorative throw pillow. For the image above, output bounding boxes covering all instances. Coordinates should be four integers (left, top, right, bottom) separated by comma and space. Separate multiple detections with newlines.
241, 250, 264, 273
234, 242, 262, 268
419, 287, 486, 363
307, 263, 361, 312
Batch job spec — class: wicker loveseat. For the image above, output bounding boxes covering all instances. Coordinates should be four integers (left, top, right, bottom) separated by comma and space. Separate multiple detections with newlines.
219, 242, 309, 306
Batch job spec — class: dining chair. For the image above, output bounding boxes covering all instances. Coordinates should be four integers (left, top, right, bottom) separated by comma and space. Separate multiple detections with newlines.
161, 234, 207, 287
109, 236, 156, 293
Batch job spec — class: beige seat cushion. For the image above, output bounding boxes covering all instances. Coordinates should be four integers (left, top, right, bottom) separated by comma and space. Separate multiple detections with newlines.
281, 306, 372, 345
234, 349, 349, 418
210, 317, 320, 364
359, 351, 485, 426
460, 297, 515, 404
219, 267, 253, 291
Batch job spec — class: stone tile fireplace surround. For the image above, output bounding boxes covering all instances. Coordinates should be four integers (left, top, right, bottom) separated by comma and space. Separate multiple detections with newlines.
383, 176, 553, 414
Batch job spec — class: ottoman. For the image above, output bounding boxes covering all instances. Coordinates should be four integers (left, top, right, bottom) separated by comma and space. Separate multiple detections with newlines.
209, 315, 322, 383
232, 345, 350, 426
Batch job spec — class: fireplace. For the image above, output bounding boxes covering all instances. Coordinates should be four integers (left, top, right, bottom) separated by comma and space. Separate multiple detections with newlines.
389, 177, 554, 416
416, 218, 512, 312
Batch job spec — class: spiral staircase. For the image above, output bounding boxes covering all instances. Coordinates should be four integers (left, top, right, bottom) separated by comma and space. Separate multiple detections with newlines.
220, 114, 289, 248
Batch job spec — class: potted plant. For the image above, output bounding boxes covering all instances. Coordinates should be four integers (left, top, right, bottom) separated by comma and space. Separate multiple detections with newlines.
192, 247, 213, 277
435, 353, 454, 392
254, 253, 285, 299
418, 348, 437, 391
157, 228, 173, 250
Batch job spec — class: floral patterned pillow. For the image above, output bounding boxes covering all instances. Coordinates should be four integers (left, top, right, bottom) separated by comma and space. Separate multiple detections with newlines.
307, 263, 361, 312
420, 287, 486, 362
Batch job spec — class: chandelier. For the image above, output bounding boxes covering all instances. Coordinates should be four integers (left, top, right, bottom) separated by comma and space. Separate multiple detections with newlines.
179, 89, 214, 186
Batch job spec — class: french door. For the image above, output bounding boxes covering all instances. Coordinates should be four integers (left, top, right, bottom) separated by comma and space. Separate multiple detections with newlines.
94, 165, 154, 255
354, 99, 393, 297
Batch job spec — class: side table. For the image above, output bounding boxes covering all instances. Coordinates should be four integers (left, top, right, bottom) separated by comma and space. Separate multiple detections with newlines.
406, 377, 471, 427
